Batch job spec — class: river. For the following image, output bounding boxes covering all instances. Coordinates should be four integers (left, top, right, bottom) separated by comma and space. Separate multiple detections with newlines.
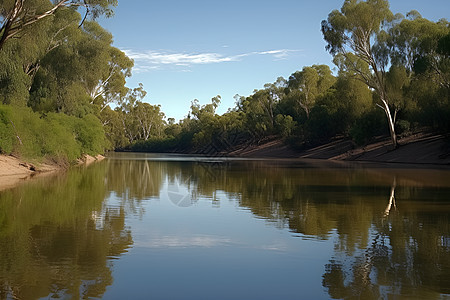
1, 153, 450, 299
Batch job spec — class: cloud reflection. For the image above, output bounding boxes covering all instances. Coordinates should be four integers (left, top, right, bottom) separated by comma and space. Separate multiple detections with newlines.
136, 235, 232, 248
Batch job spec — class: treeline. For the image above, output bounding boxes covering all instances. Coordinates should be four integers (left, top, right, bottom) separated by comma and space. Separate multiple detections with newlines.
0, 0, 166, 162
126, 1, 449, 154
1, 0, 449, 160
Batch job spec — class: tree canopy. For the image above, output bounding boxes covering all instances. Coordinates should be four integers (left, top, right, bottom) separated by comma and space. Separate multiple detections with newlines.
0, 0, 449, 160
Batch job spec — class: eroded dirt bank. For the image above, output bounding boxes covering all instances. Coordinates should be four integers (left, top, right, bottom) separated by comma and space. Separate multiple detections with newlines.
0, 154, 105, 191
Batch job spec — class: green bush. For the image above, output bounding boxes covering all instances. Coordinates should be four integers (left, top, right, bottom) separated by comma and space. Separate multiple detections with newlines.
0, 104, 107, 162
0, 105, 14, 154
350, 109, 388, 145
44, 113, 82, 161
72, 114, 109, 155
395, 119, 411, 135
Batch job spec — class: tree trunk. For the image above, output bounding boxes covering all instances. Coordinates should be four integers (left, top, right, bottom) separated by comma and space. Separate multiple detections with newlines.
380, 97, 398, 149
383, 177, 397, 217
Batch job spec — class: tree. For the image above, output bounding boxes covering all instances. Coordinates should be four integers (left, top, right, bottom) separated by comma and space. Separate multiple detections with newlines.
388, 12, 449, 88
119, 83, 146, 143
28, 20, 131, 116
287, 65, 335, 119
91, 46, 133, 112
133, 102, 165, 141
0, 0, 117, 50
321, 0, 399, 148
386, 12, 449, 132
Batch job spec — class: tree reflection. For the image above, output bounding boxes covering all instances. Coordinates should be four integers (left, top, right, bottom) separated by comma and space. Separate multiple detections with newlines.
0, 164, 133, 299
159, 159, 450, 298
103, 157, 165, 217
322, 177, 450, 299
383, 177, 397, 218
1, 155, 449, 299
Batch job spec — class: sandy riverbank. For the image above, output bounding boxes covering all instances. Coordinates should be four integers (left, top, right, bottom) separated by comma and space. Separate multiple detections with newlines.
229, 132, 450, 166
0, 154, 105, 191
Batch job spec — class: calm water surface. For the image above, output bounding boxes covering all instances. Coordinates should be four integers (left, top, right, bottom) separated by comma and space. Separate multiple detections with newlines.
1, 153, 450, 299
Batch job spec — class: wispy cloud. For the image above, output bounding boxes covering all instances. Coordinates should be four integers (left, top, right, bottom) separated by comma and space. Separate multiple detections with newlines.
123, 49, 299, 72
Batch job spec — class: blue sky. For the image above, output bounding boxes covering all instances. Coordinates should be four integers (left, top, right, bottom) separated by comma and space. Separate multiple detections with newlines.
100, 0, 449, 120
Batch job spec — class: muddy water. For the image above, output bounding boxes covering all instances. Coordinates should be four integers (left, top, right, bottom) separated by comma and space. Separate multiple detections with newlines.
0, 153, 449, 299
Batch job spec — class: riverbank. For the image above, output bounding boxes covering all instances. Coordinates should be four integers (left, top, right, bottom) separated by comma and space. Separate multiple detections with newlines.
0, 154, 105, 191
228, 132, 450, 166
2, 132, 449, 192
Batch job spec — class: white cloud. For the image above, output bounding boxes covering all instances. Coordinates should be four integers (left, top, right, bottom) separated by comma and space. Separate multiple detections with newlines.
123, 49, 299, 73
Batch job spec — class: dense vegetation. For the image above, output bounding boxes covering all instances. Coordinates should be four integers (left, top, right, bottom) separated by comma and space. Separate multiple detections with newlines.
127, 0, 450, 154
0, 0, 153, 162
0, 0, 449, 162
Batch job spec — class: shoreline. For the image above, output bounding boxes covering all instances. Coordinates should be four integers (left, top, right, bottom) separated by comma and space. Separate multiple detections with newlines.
2, 132, 449, 191
225, 132, 450, 166
0, 154, 105, 191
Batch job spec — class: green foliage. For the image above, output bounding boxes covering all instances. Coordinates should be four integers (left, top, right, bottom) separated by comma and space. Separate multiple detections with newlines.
395, 119, 411, 135
0, 105, 14, 153
286, 65, 336, 118
350, 109, 389, 145
0, 1, 127, 161
72, 113, 109, 155
1, 0, 449, 159
275, 114, 297, 138
130, 137, 178, 153
0, 104, 108, 162
41, 113, 82, 161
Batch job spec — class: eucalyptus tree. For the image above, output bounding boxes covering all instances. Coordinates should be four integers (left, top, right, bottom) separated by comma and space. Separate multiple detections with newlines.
76, 21, 133, 111
287, 65, 336, 119
242, 89, 276, 136
188, 96, 222, 148
321, 0, 399, 147
386, 11, 449, 131
118, 83, 146, 143
0, 0, 117, 50
387, 11, 449, 88
133, 102, 165, 141
0, 4, 84, 106
29, 20, 131, 115
91, 46, 133, 112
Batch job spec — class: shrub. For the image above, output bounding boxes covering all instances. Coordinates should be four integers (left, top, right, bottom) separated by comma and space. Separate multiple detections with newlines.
350, 109, 388, 145
0, 105, 107, 162
0, 105, 14, 154
72, 114, 109, 155
395, 119, 411, 136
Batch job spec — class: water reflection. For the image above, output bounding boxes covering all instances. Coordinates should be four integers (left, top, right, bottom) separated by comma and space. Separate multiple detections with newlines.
0, 154, 449, 299
322, 176, 450, 300
0, 165, 133, 299
135, 156, 450, 299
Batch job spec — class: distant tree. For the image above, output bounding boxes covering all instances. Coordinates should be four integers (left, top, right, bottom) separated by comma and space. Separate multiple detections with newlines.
133, 102, 165, 140
99, 106, 128, 148
287, 65, 336, 119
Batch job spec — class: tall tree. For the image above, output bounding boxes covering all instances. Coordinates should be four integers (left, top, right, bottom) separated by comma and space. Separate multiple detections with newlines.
28, 20, 131, 116
321, 0, 399, 148
388, 11, 449, 88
